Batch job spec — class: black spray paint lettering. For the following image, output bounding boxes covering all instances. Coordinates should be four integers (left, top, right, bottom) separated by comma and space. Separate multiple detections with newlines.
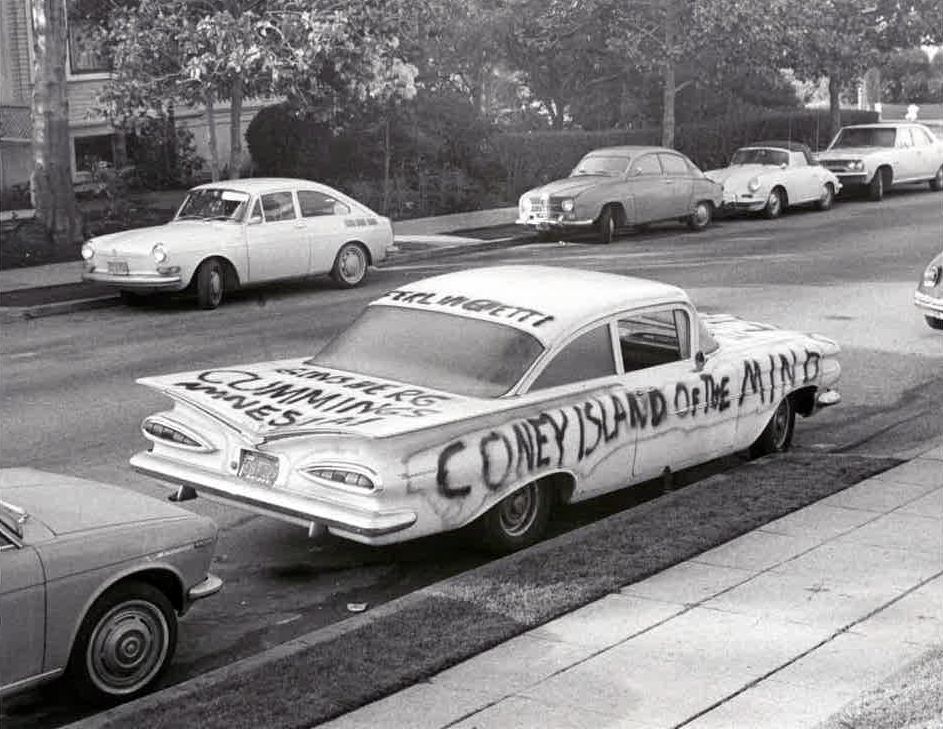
674, 375, 730, 418
278, 367, 451, 408
738, 348, 823, 405
381, 289, 556, 328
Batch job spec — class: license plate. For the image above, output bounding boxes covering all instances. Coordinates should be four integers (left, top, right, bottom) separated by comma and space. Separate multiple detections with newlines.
237, 450, 279, 486
107, 261, 129, 275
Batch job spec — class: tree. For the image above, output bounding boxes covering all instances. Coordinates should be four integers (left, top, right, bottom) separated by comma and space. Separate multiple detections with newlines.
882, 48, 933, 103
29, 0, 82, 249
98, 0, 417, 181
783, 0, 943, 138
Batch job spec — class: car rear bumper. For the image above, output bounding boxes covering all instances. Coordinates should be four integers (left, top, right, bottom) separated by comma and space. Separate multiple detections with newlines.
131, 451, 418, 544
187, 573, 223, 602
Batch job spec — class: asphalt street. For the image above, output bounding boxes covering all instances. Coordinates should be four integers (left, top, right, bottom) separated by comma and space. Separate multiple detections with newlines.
1, 187, 941, 728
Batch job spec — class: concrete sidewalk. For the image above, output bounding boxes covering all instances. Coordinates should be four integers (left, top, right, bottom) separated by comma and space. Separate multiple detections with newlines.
320, 444, 942, 729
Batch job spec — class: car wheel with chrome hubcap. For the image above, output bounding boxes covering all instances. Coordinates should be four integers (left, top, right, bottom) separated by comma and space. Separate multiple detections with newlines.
331, 242, 369, 288
69, 581, 177, 705
477, 479, 553, 554
749, 396, 796, 458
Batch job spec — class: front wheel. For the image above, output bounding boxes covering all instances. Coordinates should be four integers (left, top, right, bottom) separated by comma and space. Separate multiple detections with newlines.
687, 200, 713, 231
477, 480, 553, 554
816, 182, 835, 211
331, 242, 368, 288
762, 188, 784, 219
597, 206, 616, 244
926, 315, 943, 330
868, 170, 885, 201
930, 165, 943, 192
68, 581, 177, 705
749, 396, 796, 458
195, 259, 224, 309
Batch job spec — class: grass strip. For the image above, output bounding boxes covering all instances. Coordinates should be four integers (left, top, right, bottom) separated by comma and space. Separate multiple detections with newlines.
86, 452, 900, 729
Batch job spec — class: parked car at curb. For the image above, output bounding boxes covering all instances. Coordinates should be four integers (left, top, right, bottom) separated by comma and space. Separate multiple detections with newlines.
81, 178, 392, 309
815, 122, 943, 201
516, 146, 723, 244
914, 251, 943, 330
0, 468, 222, 705
130, 265, 841, 555
705, 141, 842, 218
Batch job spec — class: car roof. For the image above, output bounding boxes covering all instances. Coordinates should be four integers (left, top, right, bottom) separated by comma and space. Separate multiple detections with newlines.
741, 140, 812, 153
369, 265, 690, 345
839, 122, 929, 129
583, 146, 681, 156
191, 177, 336, 195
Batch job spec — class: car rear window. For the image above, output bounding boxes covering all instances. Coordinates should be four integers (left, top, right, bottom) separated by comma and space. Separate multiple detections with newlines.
309, 306, 545, 398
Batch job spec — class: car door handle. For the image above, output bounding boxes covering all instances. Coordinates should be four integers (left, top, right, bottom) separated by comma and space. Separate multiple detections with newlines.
294, 222, 306, 229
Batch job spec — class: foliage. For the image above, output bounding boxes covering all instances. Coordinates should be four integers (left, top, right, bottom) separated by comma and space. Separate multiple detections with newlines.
244, 103, 334, 178
882, 48, 937, 103
124, 118, 204, 189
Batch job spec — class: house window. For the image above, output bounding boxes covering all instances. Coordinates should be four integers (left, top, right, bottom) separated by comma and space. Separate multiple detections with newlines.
74, 134, 115, 172
67, 15, 110, 74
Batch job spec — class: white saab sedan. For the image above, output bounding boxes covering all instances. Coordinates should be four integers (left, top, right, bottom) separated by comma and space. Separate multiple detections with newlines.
82, 178, 392, 309
130, 266, 841, 554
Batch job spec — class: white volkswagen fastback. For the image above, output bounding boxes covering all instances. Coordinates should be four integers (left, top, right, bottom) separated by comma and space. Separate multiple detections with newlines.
82, 178, 392, 309
131, 266, 841, 553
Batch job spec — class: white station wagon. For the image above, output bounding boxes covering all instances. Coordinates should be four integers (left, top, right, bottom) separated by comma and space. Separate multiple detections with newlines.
130, 266, 841, 553
82, 178, 392, 309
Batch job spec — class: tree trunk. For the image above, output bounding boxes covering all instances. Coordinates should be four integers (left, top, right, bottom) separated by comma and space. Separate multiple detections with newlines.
29, 0, 82, 249
382, 116, 391, 215
828, 72, 843, 142
660, 0, 678, 148
205, 93, 220, 181
229, 76, 244, 179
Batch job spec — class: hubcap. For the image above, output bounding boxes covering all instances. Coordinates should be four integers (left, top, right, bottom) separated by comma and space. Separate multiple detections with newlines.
768, 192, 781, 214
498, 484, 539, 537
340, 246, 365, 283
88, 601, 168, 694
209, 269, 222, 303
694, 203, 709, 226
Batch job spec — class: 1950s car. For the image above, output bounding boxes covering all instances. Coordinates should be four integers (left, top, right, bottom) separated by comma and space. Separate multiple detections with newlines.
516, 146, 723, 244
705, 141, 842, 218
815, 122, 943, 201
914, 251, 943, 330
82, 178, 392, 309
130, 266, 841, 554
0, 468, 221, 704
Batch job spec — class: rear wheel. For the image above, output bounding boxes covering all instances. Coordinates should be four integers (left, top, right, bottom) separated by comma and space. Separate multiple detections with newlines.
816, 182, 835, 211
868, 169, 885, 201
926, 315, 943, 330
597, 206, 616, 244
330, 243, 369, 288
930, 165, 943, 192
749, 396, 796, 458
477, 480, 553, 554
195, 259, 224, 309
687, 200, 713, 231
68, 581, 177, 705
762, 188, 784, 219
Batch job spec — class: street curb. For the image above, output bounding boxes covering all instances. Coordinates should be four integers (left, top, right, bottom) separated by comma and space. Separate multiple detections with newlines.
0, 235, 534, 322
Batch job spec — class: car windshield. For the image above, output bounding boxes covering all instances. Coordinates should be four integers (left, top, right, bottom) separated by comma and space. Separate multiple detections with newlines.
730, 148, 789, 166
831, 128, 897, 148
308, 306, 545, 398
175, 188, 251, 221
571, 154, 631, 177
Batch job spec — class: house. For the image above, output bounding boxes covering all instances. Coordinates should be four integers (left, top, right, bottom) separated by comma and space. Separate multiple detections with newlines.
0, 0, 267, 194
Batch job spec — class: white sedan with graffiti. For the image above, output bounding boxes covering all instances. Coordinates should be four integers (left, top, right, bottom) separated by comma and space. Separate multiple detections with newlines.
130, 266, 842, 553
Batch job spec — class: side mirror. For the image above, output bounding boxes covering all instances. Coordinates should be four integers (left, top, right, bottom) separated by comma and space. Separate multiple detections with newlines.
247, 215, 263, 226
693, 351, 706, 372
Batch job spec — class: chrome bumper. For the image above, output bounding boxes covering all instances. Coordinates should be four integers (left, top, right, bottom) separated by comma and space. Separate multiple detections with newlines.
914, 290, 943, 318
83, 270, 184, 290
516, 217, 595, 230
187, 573, 223, 602
131, 451, 418, 542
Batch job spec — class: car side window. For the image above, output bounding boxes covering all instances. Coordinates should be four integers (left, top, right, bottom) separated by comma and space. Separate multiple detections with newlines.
530, 324, 617, 390
896, 128, 914, 148
911, 128, 932, 146
249, 199, 263, 221
659, 154, 689, 176
631, 154, 663, 177
618, 308, 691, 372
298, 190, 350, 217
260, 191, 297, 222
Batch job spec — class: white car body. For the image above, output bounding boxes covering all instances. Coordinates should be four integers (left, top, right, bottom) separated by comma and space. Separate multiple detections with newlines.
130, 266, 841, 553
81, 178, 392, 308
815, 123, 943, 200
705, 142, 842, 217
